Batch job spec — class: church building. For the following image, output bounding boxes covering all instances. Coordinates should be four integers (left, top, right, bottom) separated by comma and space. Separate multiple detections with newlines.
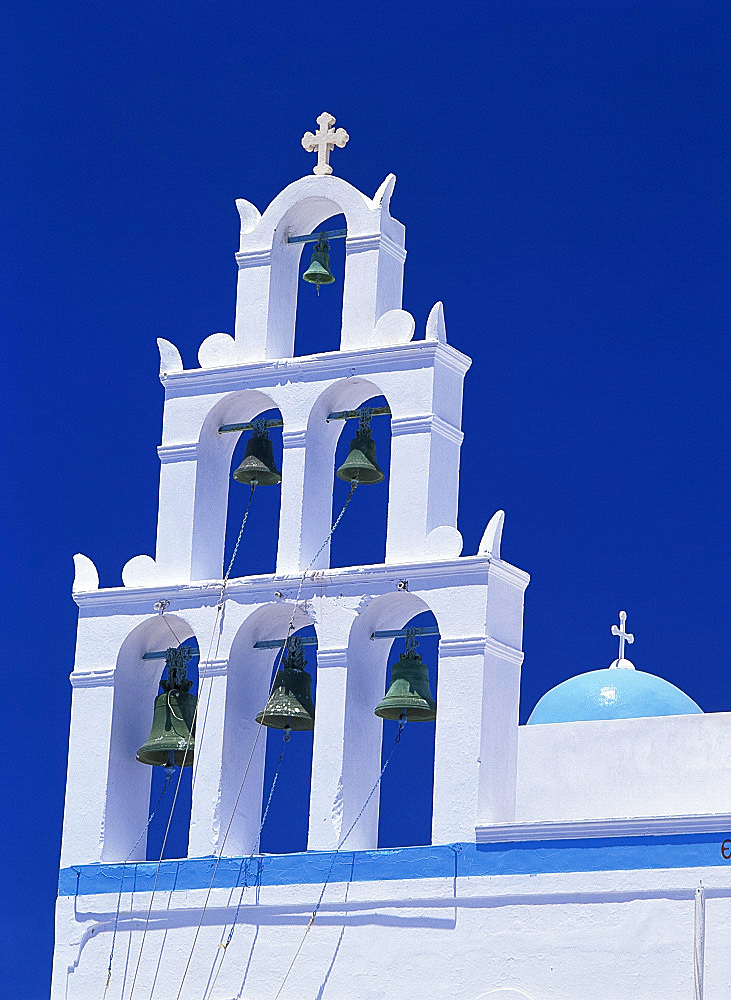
52, 114, 731, 1000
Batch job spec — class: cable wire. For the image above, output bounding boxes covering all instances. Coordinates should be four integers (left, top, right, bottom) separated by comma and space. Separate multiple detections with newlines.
128, 483, 258, 1000
201, 729, 292, 1000
271, 719, 406, 1000
103, 769, 174, 996
173, 479, 360, 1000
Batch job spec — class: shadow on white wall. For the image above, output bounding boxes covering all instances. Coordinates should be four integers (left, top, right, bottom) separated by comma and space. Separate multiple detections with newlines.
477, 990, 537, 1000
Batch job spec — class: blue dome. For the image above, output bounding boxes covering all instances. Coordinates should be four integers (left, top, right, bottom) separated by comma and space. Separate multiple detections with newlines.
527, 667, 702, 724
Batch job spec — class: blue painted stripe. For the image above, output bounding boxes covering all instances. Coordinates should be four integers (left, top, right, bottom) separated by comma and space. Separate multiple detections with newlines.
58, 834, 731, 897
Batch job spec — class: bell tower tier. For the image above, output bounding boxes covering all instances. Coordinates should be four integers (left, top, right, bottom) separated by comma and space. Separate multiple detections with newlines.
54, 117, 531, 1000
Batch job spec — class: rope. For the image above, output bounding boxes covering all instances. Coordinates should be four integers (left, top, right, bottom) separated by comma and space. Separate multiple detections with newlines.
271, 719, 406, 1000
173, 479, 360, 1000
694, 883, 705, 1000
103, 770, 174, 995
128, 484, 258, 1000
201, 730, 292, 1000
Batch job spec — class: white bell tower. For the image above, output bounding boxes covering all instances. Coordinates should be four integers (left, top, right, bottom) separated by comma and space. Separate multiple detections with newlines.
52, 115, 530, 1000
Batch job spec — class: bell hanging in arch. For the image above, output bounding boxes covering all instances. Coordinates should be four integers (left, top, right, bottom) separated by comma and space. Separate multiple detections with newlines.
256, 637, 315, 731
137, 647, 197, 767
302, 232, 335, 294
374, 633, 436, 722
336, 409, 384, 484
233, 421, 282, 486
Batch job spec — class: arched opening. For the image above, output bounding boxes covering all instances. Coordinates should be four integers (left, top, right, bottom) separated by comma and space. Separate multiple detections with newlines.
341, 591, 437, 852
329, 394, 391, 569
302, 378, 393, 574
293, 213, 346, 357
377, 609, 438, 848
220, 602, 314, 858
258, 623, 318, 855
104, 613, 196, 862
144, 635, 199, 861
192, 389, 283, 582
224, 408, 283, 578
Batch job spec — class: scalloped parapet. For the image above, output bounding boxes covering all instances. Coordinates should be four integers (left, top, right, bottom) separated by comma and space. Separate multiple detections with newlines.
121, 553, 172, 588
426, 301, 447, 344
72, 553, 99, 593
372, 309, 415, 347
233, 173, 407, 361
479, 509, 505, 559
425, 525, 464, 560
157, 337, 183, 377
198, 331, 239, 369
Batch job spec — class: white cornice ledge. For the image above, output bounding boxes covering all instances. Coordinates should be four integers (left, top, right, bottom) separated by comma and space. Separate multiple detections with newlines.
438, 635, 524, 665
315, 648, 349, 668
281, 429, 307, 449
391, 413, 464, 445
198, 658, 228, 678
488, 558, 531, 589
235, 248, 272, 269
72, 554, 531, 611
345, 233, 407, 263
160, 341, 472, 397
70, 669, 115, 688
157, 443, 198, 463
475, 813, 731, 843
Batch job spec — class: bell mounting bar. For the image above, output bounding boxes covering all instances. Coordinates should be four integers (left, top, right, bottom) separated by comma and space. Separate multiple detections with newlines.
254, 636, 318, 649
219, 417, 284, 434
287, 228, 347, 245
219, 405, 391, 434
143, 645, 199, 661
370, 627, 440, 640
327, 405, 391, 422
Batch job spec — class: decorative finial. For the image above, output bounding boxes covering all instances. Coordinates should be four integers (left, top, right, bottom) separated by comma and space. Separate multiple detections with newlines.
610, 610, 635, 669
301, 112, 349, 175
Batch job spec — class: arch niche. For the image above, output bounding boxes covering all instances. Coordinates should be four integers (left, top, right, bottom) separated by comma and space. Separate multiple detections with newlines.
191, 388, 284, 581
301, 376, 393, 571
219, 601, 313, 857
234, 174, 405, 361
104, 613, 196, 862
340, 590, 441, 850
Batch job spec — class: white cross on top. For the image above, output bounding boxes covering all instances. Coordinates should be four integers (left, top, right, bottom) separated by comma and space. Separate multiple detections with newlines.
301, 112, 349, 176
611, 610, 635, 660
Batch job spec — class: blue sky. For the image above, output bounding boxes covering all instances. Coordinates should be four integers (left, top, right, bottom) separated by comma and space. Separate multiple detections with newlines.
3, 2, 729, 996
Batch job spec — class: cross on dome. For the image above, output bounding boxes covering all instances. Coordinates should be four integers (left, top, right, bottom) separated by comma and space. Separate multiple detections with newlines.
610, 610, 635, 669
301, 112, 349, 175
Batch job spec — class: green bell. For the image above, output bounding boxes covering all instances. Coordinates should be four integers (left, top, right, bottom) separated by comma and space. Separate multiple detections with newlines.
302, 233, 335, 294
374, 647, 436, 722
137, 647, 197, 767
233, 423, 282, 486
256, 638, 315, 731
335, 410, 384, 484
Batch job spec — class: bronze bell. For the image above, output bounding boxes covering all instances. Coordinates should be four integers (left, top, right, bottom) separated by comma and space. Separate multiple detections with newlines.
302, 233, 335, 294
335, 409, 384, 484
137, 647, 197, 767
233, 422, 282, 486
374, 635, 436, 722
256, 637, 315, 731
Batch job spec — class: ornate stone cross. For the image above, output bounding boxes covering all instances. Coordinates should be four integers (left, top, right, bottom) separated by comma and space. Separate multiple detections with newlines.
301, 112, 349, 175
611, 610, 635, 660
